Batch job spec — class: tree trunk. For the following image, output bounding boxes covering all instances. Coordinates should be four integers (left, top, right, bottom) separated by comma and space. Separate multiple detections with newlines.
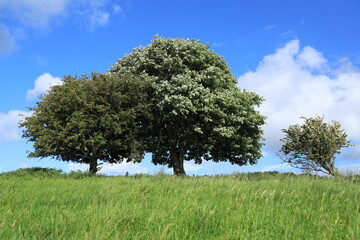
170, 148, 186, 176
320, 160, 336, 176
89, 158, 98, 174
325, 165, 336, 176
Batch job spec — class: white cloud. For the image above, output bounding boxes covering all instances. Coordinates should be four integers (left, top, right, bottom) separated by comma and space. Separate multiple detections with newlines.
0, 24, 17, 55
68, 162, 148, 175
64, 0, 120, 30
184, 161, 204, 171
213, 42, 225, 48
0, 0, 121, 29
26, 73, 62, 100
280, 30, 297, 40
88, 8, 110, 29
99, 162, 148, 175
343, 144, 360, 160
112, 4, 122, 14
0, 72, 60, 145
297, 46, 327, 70
0, 0, 69, 28
263, 25, 275, 34
261, 163, 291, 172
337, 164, 360, 175
0, 0, 123, 55
0, 110, 32, 144
68, 163, 89, 172
19, 163, 29, 168
238, 40, 360, 161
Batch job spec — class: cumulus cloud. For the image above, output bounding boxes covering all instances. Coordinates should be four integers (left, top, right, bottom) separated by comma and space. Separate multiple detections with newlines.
343, 145, 360, 160
0, 72, 60, 143
0, 110, 32, 144
99, 162, 148, 175
280, 30, 297, 40
263, 25, 275, 34
261, 163, 291, 172
66, 0, 125, 30
213, 42, 225, 48
0, 0, 121, 29
0, 0, 69, 27
89, 10, 110, 28
68, 162, 148, 175
297, 46, 327, 70
112, 4, 122, 14
68, 163, 89, 172
0, 0, 123, 55
0, 24, 17, 55
19, 163, 29, 168
26, 73, 62, 100
337, 164, 360, 175
184, 161, 204, 171
238, 40, 360, 160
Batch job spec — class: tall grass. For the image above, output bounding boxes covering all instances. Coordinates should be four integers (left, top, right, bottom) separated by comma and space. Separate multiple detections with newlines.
0, 169, 359, 239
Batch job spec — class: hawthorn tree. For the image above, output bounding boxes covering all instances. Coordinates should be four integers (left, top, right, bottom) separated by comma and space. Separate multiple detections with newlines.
279, 116, 353, 176
20, 73, 148, 173
110, 36, 266, 175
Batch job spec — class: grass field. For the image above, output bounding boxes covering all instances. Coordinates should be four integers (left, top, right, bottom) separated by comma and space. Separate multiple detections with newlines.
0, 169, 359, 239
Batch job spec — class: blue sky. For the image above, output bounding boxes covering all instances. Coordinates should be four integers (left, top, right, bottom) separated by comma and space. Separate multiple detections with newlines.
1, 0, 359, 175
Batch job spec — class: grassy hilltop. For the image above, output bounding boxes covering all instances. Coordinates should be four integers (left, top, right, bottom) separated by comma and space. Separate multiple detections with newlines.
0, 169, 359, 239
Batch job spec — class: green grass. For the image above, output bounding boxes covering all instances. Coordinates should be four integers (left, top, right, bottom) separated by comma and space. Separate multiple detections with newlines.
0, 170, 359, 239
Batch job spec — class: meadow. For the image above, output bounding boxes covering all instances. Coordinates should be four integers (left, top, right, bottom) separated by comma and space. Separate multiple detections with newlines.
0, 169, 359, 239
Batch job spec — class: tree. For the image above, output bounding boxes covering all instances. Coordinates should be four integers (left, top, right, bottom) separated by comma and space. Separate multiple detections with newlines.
20, 73, 148, 173
110, 36, 266, 175
278, 116, 353, 176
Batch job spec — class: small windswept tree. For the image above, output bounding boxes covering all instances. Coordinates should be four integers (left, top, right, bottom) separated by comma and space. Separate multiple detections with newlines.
20, 73, 148, 174
278, 116, 353, 176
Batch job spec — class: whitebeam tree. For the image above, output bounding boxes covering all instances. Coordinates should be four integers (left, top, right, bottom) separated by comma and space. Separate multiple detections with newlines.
110, 36, 266, 175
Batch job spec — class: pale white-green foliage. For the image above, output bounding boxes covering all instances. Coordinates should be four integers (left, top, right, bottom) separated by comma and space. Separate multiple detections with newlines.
110, 36, 265, 168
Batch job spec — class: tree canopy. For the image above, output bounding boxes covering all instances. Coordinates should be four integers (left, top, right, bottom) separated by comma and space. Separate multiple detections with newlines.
278, 116, 353, 176
20, 73, 148, 173
110, 36, 266, 175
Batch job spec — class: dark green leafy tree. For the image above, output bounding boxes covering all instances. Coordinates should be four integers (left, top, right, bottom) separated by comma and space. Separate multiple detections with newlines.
279, 116, 353, 176
110, 36, 266, 175
20, 73, 148, 173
